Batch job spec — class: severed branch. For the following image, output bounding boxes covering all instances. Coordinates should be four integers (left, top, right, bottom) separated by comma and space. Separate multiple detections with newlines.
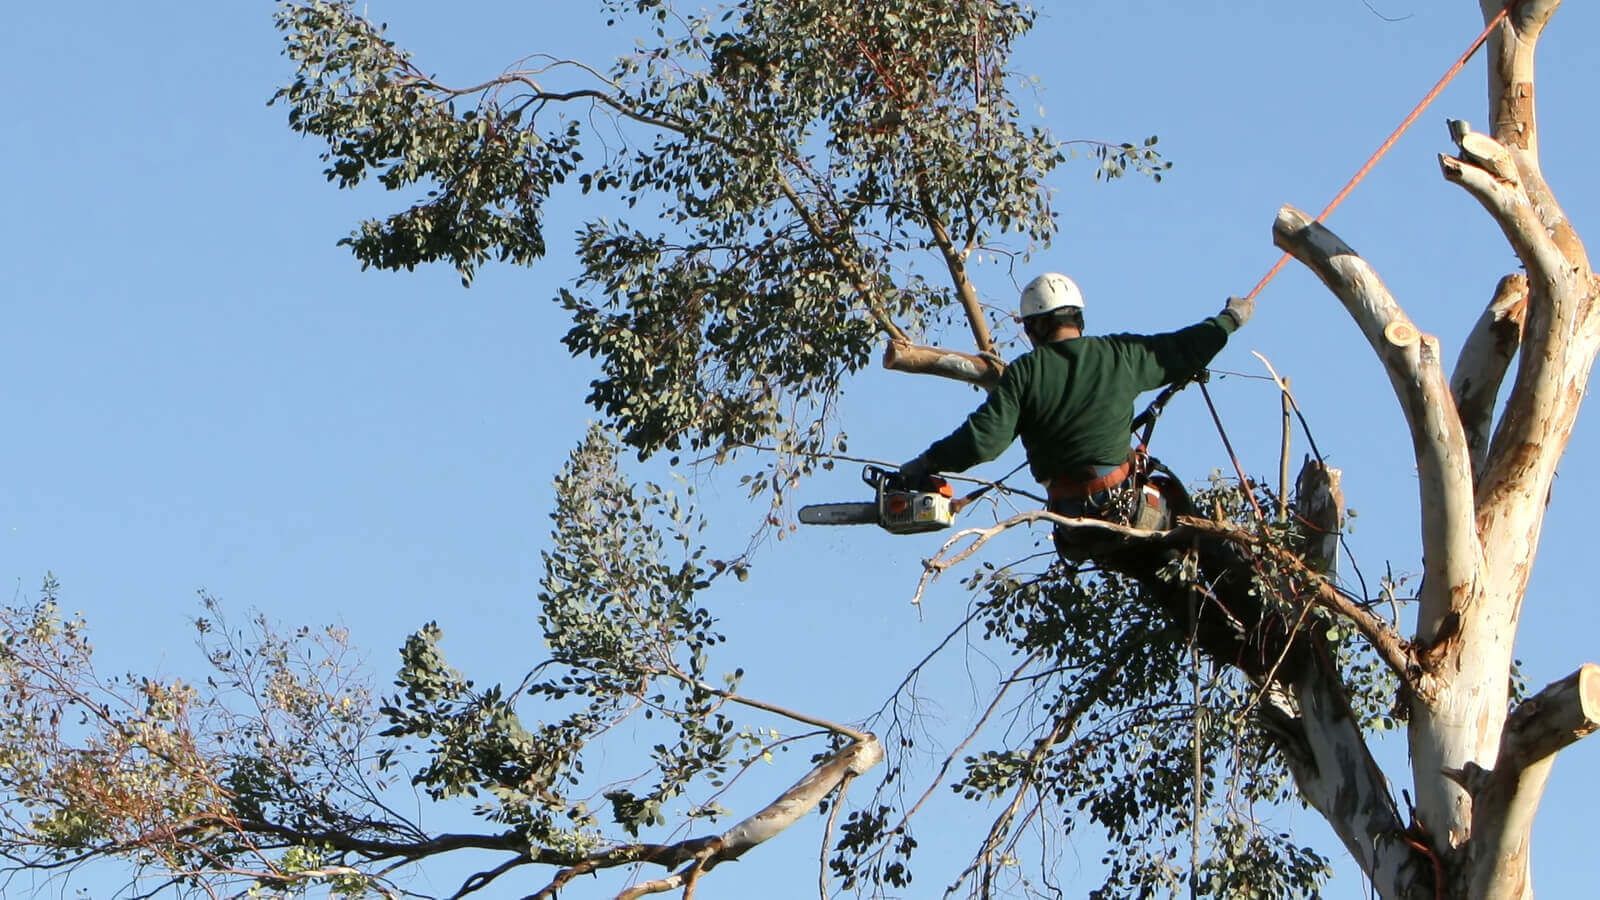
1272, 206, 1480, 648
883, 339, 1003, 388
1497, 663, 1600, 764
611, 737, 884, 900
1464, 663, 1600, 898
1449, 273, 1527, 481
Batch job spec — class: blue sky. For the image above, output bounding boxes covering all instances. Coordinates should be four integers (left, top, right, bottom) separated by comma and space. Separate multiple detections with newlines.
5, 1, 1599, 897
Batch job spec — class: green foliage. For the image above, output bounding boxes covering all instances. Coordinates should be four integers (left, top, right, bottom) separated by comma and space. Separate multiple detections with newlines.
272, 0, 1169, 465
1073, 136, 1174, 182
829, 480, 1355, 897
378, 426, 763, 846
0, 431, 794, 894
273, 2, 580, 282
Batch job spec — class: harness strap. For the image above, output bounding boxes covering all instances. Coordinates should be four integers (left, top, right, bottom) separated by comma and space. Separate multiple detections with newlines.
1047, 449, 1144, 501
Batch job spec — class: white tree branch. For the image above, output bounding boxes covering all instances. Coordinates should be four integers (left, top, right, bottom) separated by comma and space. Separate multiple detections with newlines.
1438, 126, 1571, 297
1275, 205, 1497, 849
882, 339, 1003, 388
1465, 664, 1600, 899
1272, 206, 1481, 646
612, 737, 884, 900
1277, 649, 1433, 899
1450, 274, 1527, 481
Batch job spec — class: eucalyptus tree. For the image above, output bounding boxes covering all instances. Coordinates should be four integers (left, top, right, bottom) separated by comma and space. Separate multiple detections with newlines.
0, 1, 1593, 899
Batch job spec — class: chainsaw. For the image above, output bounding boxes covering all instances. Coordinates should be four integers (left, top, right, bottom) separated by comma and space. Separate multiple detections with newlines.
798, 465, 956, 535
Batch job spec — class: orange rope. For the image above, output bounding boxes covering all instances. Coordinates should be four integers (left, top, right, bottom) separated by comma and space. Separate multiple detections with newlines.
1242, 2, 1518, 302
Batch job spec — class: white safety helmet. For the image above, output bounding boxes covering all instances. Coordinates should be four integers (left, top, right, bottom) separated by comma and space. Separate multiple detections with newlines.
1018, 273, 1085, 319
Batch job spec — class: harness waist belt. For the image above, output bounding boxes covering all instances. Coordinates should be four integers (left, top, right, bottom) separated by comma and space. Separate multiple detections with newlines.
1047, 457, 1136, 501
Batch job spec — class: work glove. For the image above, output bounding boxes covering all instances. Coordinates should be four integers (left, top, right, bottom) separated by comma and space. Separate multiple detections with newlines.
898, 455, 932, 484
1221, 295, 1254, 329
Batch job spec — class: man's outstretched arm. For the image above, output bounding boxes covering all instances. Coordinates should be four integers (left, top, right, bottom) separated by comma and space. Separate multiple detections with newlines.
1130, 297, 1252, 388
901, 358, 1031, 479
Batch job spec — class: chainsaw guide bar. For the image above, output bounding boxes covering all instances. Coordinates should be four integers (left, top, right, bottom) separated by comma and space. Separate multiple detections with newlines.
798, 466, 956, 535
797, 502, 880, 526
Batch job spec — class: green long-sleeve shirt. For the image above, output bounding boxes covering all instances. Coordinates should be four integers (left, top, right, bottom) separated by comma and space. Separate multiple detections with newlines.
919, 314, 1237, 483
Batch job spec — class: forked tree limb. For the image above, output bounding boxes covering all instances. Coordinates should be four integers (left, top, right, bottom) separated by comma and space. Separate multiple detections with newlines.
151, 740, 884, 900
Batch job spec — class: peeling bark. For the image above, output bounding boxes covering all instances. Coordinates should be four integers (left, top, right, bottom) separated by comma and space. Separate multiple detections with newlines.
1281, 646, 1432, 900
1266, 0, 1600, 883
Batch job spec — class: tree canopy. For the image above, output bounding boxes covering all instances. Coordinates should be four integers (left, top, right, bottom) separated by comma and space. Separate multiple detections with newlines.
2, 1, 1597, 899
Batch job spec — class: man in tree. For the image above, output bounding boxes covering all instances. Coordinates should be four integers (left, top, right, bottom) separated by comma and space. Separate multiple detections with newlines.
899, 274, 1252, 533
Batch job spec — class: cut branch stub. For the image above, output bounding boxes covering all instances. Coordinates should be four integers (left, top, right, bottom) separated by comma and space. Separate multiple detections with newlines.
1438, 126, 1573, 292
1292, 456, 1343, 576
1466, 663, 1600, 899
1449, 119, 1521, 184
1499, 662, 1600, 767
1271, 204, 1479, 645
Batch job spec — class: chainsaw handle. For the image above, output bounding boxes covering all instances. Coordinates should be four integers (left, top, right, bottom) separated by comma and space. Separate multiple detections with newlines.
862, 464, 889, 487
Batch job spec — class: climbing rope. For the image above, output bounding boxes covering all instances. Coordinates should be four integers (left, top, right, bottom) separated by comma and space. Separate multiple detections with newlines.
1240, 0, 1521, 304
1152, 1, 1521, 524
